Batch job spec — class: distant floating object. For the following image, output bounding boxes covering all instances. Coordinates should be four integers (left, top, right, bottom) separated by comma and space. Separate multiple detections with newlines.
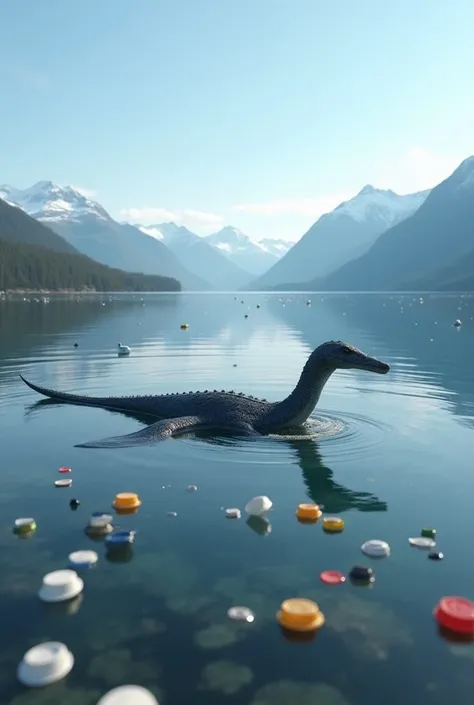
73, 343, 78, 348
13, 517, 36, 535
245, 496, 272, 516
117, 343, 131, 355
454, 319, 462, 327
68, 550, 98, 569
225, 508, 241, 519
349, 565, 375, 585
409, 537, 435, 549
361, 539, 390, 557
296, 503, 322, 522
55, 479, 72, 488
227, 606, 255, 622
180, 323, 189, 330
322, 516, 344, 533
112, 492, 141, 511
69, 499, 80, 510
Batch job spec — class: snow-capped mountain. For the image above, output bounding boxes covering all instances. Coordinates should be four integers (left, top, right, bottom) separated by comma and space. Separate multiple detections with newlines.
322, 156, 474, 291
0, 181, 109, 222
250, 186, 430, 289
1, 182, 210, 290
204, 226, 289, 276
136, 222, 251, 289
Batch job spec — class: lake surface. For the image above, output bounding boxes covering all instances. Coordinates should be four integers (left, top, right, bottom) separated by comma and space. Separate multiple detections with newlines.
1, 291, 474, 705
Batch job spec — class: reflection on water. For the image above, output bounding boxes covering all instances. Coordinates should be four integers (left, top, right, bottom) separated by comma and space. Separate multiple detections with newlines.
1, 292, 474, 704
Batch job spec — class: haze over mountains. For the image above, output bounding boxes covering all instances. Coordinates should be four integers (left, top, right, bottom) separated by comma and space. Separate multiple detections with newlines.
1, 155, 474, 292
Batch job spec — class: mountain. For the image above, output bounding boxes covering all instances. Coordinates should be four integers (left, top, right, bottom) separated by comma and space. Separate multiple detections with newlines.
0, 195, 78, 254
319, 156, 474, 291
137, 222, 251, 289
204, 226, 287, 276
0, 182, 210, 290
249, 186, 430, 289
0, 198, 180, 292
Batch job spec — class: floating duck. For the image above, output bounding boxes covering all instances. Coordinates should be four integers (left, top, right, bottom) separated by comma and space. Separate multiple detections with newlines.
117, 343, 131, 356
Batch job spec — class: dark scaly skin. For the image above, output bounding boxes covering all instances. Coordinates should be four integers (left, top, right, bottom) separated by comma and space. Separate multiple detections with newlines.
20, 340, 390, 448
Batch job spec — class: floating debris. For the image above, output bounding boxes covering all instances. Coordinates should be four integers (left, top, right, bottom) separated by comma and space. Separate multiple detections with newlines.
421, 527, 436, 539
117, 342, 131, 356
245, 495, 272, 516
454, 319, 462, 327
277, 598, 325, 632
58, 466, 71, 474
409, 537, 435, 549
96, 685, 159, 705
17, 642, 74, 687
296, 503, 322, 522
434, 596, 474, 634
180, 323, 189, 329
167, 511, 178, 517
13, 518, 36, 535
428, 551, 444, 561
105, 530, 136, 546
322, 516, 345, 533
320, 570, 346, 585
227, 606, 255, 622
225, 508, 241, 519
361, 539, 391, 557
38, 569, 84, 603
69, 498, 80, 509
55, 479, 72, 488
68, 550, 98, 569
348, 565, 375, 585
112, 492, 142, 511
187, 485, 198, 492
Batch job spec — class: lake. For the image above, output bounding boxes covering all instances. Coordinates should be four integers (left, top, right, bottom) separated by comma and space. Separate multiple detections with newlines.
1, 291, 474, 705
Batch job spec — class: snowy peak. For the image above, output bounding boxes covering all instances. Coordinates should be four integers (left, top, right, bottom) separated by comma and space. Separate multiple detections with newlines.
331, 186, 430, 228
0, 181, 109, 223
137, 222, 200, 247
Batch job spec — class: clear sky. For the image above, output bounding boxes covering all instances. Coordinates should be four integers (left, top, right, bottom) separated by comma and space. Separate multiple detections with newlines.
1, 0, 473, 241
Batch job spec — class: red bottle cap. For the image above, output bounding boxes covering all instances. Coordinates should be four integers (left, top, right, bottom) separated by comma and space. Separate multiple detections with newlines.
320, 570, 346, 585
58, 467, 71, 473
434, 596, 474, 634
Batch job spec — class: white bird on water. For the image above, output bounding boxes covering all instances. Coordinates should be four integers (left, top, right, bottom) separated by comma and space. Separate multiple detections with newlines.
117, 342, 131, 356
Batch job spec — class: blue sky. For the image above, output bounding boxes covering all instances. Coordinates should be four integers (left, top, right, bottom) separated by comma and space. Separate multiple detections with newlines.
1, 0, 473, 241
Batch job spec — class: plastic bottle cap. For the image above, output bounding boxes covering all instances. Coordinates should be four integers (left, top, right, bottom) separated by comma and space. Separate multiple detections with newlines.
296, 503, 322, 521
55, 479, 72, 488
320, 570, 346, 585
277, 598, 325, 632
421, 527, 436, 538
58, 467, 71, 473
68, 550, 98, 568
434, 596, 474, 634
361, 539, 391, 557
409, 537, 435, 549
227, 606, 255, 622
322, 516, 344, 532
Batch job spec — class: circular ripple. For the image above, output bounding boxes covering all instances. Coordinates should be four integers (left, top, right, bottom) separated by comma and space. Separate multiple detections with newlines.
177, 409, 392, 465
